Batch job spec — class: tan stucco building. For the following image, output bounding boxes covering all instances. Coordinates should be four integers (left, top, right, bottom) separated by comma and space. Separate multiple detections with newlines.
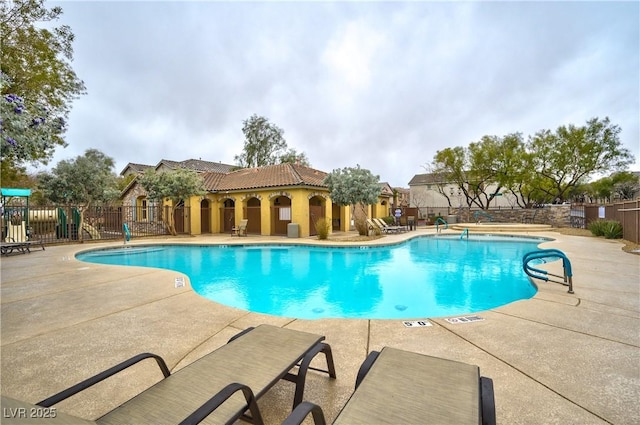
121, 160, 392, 238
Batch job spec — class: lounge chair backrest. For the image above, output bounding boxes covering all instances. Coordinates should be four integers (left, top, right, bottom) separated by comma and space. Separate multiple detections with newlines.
374, 218, 388, 228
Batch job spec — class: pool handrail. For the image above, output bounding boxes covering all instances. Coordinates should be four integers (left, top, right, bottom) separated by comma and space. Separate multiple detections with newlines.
473, 210, 493, 223
460, 228, 469, 240
522, 249, 573, 294
123, 223, 131, 244
435, 217, 448, 233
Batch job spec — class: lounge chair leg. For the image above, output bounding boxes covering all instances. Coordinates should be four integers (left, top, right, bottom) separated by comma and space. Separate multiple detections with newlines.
355, 351, 380, 389
287, 342, 337, 408
481, 376, 496, 425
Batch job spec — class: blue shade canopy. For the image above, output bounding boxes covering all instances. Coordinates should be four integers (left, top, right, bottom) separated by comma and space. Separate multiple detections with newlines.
1, 188, 31, 197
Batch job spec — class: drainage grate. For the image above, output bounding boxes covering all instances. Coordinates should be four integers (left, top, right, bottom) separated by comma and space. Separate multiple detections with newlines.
445, 315, 484, 324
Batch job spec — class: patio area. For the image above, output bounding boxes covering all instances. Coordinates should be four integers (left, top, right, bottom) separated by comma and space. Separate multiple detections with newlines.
1, 228, 638, 424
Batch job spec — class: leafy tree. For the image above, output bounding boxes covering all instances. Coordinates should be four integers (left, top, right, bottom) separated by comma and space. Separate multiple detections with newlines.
527, 117, 634, 202
0, 0, 85, 178
612, 171, 640, 200
1, 91, 66, 166
431, 134, 526, 209
583, 171, 639, 202
279, 148, 311, 166
234, 114, 310, 168
234, 114, 288, 168
323, 165, 381, 235
138, 168, 206, 235
38, 149, 119, 240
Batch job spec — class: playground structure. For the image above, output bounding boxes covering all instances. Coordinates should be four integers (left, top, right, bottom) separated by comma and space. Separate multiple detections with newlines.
2, 188, 31, 243
2, 188, 104, 244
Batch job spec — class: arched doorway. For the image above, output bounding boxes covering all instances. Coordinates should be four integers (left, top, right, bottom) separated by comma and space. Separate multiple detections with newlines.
271, 196, 291, 236
332, 202, 341, 231
245, 197, 261, 234
220, 199, 235, 234
309, 195, 325, 236
173, 200, 186, 234
200, 199, 211, 233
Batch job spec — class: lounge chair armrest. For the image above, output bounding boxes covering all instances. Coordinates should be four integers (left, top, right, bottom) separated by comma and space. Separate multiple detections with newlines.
281, 401, 327, 425
355, 350, 380, 389
178, 382, 264, 425
481, 376, 496, 425
37, 353, 170, 407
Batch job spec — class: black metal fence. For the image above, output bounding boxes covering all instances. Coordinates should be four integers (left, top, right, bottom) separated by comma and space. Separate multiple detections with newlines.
2, 205, 191, 245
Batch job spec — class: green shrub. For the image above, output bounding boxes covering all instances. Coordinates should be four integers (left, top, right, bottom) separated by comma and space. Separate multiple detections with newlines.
588, 220, 623, 239
315, 217, 331, 240
382, 216, 395, 225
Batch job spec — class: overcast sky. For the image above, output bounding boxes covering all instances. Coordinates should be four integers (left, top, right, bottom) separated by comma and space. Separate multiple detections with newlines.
44, 0, 639, 187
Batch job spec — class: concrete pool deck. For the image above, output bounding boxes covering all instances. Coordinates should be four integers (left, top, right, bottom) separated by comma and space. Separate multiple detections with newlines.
1, 228, 638, 424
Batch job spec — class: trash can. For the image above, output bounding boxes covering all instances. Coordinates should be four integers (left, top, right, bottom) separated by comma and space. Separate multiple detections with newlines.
287, 223, 299, 238
408, 216, 415, 231
447, 215, 457, 224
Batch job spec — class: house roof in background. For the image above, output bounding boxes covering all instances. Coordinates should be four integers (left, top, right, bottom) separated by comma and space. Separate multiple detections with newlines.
156, 159, 236, 173
379, 182, 393, 196
119, 162, 154, 175
408, 173, 447, 186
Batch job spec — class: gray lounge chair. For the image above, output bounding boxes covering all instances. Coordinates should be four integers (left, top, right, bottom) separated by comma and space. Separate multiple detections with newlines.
1, 325, 336, 425
374, 218, 404, 233
283, 347, 495, 425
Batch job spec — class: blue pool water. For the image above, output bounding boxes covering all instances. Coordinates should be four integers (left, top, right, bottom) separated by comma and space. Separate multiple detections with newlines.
76, 235, 543, 319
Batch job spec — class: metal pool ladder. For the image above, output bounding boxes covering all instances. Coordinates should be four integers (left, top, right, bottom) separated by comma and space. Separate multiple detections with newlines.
435, 217, 448, 233
522, 249, 574, 294
460, 228, 469, 240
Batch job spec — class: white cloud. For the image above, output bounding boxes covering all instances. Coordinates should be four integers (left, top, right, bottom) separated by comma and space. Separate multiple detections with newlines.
37, 0, 639, 185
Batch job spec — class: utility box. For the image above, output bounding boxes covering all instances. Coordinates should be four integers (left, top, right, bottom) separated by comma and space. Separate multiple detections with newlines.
447, 215, 457, 224
287, 223, 299, 238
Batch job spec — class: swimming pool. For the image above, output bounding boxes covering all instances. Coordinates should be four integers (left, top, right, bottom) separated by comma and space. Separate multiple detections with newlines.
77, 235, 544, 319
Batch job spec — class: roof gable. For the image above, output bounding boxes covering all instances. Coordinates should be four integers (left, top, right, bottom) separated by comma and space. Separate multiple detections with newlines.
120, 163, 153, 176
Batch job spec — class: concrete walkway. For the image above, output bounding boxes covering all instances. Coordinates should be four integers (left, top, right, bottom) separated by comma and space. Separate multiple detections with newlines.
1, 229, 638, 424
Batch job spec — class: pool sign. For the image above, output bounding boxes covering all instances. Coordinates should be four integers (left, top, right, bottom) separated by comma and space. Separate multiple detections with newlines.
403, 320, 432, 327
445, 315, 484, 324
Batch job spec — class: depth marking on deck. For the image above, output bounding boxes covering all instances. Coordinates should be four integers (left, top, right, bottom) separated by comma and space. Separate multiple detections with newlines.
445, 315, 485, 324
175, 277, 185, 288
402, 320, 432, 327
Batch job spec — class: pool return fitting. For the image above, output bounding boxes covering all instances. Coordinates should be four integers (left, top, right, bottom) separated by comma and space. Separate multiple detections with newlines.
522, 249, 574, 294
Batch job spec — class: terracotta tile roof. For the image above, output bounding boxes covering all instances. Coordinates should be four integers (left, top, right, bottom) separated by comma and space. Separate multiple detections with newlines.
202, 172, 227, 191
205, 163, 328, 192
